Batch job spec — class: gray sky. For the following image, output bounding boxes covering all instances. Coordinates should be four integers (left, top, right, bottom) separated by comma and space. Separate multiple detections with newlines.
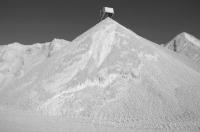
0, 0, 200, 45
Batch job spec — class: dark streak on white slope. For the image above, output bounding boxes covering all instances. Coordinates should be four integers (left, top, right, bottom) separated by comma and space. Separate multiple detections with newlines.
0, 18, 200, 131
166, 32, 200, 67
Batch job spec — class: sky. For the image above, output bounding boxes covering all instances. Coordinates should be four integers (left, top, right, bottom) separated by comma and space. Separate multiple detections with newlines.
0, 0, 200, 45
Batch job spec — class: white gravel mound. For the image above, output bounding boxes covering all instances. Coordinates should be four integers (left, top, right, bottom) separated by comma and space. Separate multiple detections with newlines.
0, 18, 200, 132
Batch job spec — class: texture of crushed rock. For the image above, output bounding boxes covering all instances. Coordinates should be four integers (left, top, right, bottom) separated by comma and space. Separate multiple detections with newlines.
0, 18, 200, 131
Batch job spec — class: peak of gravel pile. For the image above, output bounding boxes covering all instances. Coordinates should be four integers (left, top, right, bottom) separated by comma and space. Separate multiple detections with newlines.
166, 32, 200, 65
